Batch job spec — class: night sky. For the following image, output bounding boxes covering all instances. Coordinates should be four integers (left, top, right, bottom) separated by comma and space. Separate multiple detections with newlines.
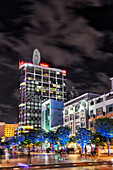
0, 0, 113, 123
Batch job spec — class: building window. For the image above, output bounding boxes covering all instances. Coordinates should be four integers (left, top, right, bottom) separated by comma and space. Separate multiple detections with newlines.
65, 116, 69, 122
35, 75, 42, 82
96, 107, 103, 116
76, 125, 79, 130
57, 72, 62, 78
90, 121, 93, 128
96, 98, 103, 104
70, 114, 74, 120
75, 104, 80, 112
106, 104, 113, 113
50, 71, 56, 77
43, 69, 49, 76
65, 109, 68, 115
27, 67, 34, 73
90, 110, 94, 117
35, 68, 42, 74
90, 101, 94, 106
75, 113, 79, 119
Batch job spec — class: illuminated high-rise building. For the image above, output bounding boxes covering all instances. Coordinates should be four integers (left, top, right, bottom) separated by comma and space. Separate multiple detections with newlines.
19, 49, 66, 129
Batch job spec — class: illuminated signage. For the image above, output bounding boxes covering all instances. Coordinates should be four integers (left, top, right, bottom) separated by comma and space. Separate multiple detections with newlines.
40, 63, 49, 68
62, 69, 66, 74
0, 123, 5, 126
19, 61, 25, 69
42, 105, 46, 111
19, 61, 33, 69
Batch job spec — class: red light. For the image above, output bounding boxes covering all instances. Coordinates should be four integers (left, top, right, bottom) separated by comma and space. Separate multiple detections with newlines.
62, 69, 66, 74
19, 61, 24, 65
19, 61, 25, 69
40, 63, 49, 68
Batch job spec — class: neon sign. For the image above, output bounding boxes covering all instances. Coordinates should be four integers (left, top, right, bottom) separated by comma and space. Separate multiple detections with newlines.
62, 69, 66, 74
19, 61, 25, 69
40, 63, 49, 68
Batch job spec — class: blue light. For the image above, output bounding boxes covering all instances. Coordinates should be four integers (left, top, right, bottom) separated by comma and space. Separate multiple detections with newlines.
18, 162, 29, 168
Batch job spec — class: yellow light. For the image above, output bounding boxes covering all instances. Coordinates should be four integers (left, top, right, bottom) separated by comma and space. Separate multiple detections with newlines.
50, 91, 53, 93
43, 90, 45, 92
53, 84, 56, 87
21, 125, 33, 129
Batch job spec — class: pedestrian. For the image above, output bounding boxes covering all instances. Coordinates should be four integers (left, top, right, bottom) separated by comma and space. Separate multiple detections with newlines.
79, 147, 82, 156
0, 148, 3, 163
94, 147, 97, 156
27, 147, 31, 164
59, 149, 63, 159
96, 145, 99, 156
91, 146, 94, 156
5, 148, 10, 164
67, 148, 69, 156
84, 146, 87, 158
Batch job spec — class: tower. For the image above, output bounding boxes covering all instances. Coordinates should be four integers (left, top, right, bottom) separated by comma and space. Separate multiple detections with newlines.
19, 49, 66, 129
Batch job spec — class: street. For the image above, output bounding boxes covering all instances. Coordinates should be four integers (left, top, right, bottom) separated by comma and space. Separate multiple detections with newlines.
0, 153, 113, 169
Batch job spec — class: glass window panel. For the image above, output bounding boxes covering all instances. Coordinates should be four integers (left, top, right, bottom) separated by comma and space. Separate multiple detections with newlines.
35, 75, 42, 81
27, 66, 34, 73
43, 76, 49, 83
57, 72, 62, 78
43, 69, 49, 76
35, 68, 42, 74
57, 79, 62, 85
50, 78, 56, 84
50, 70, 56, 77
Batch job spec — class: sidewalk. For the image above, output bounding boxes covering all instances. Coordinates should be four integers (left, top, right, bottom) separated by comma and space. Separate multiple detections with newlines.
0, 153, 112, 169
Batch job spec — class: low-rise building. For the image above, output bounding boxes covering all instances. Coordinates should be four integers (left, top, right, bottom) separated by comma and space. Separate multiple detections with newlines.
63, 93, 99, 135
89, 78, 113, 132
0, 122, 19, 138
0, 122, 5, 138
42, 99, 64, 131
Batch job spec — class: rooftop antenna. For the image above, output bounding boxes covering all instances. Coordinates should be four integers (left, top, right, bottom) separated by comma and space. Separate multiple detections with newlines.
69, 86, 78, 100
32, 49, 41, 65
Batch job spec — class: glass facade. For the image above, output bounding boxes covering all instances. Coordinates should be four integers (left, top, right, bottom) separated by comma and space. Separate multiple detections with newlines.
19, 63, 66, 128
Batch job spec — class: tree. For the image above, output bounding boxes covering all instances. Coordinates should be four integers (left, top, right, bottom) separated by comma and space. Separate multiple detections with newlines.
27, 129, 38, 150
56, 126, 71, 152
68, 135, 76, 143
16, 135, 25, 144
46, 131, 58, 152
23, 139, 31, 147
94, 117, 113, 156
91, 132, 107, 147
76, 128, 93, 155
36, 129, 46, 152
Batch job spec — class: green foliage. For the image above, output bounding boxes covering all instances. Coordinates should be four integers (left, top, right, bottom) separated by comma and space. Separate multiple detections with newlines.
46, 131, 58, 144
94, 117, 113, 156
35, 141, 41, 147
68, 135, 76, 143
36, 129, 46, 143
56, 126, 71, 145
91, 132, 107, 146
76, 128, 93, 145
27, 129, 38, 143
23, 139, 31, 146
76, 128, 93, 154
94, 118, 113, 138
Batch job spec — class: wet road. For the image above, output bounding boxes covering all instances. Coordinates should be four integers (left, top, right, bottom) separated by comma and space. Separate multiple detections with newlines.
0, 153, 113, 169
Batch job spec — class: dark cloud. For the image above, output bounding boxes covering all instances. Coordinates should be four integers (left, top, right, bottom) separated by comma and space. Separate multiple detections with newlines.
0, 0, 113, 122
